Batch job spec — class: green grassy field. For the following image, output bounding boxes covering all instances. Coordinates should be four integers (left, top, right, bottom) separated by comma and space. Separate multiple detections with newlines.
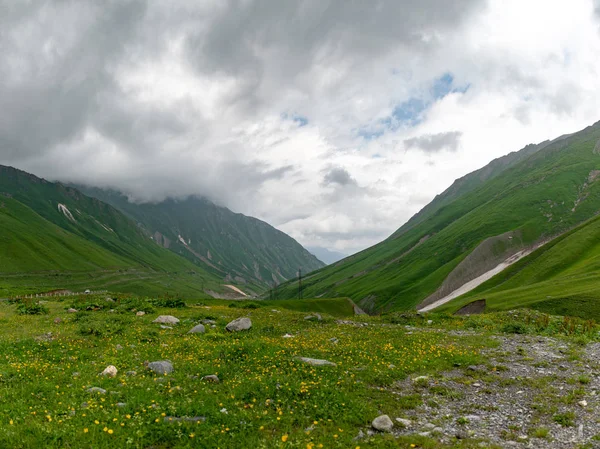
1, 295, 597, 448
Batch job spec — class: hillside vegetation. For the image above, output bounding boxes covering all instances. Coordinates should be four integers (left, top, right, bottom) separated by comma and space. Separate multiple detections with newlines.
74, 187, 324, 291
0, 166, 224, 297
273, 121, 600, 317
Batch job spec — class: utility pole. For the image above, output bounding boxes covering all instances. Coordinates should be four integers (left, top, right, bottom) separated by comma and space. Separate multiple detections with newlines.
298, 267, 303, 299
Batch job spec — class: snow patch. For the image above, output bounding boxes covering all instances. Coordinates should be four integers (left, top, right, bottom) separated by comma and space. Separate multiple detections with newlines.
224, 285, 248, 297
58, 204, 76, 222
418, 242, 547, 312
178, 235, 188, 246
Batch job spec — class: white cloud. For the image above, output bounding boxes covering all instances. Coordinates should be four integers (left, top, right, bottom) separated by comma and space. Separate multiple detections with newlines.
1, 0, 600, 255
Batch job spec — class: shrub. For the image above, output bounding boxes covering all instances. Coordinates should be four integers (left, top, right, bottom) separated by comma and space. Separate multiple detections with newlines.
16, 301, 49, 315
501, 322, 528, 334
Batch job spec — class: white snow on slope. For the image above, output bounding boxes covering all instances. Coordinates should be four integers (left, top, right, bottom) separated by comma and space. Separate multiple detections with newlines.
58, 203, 76, 222
418, 242, 548, 312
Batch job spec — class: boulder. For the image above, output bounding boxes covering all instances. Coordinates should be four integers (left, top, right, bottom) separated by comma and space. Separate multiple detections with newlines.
203, 375, 220, 383
147, 361, 174, 375
67, 308, 78, 313
225, 317, 252, 332
153, 315, 179, 325
297, 357, 336, 367
372, 415, 394, 432
136, 311, 145, 316
101, 365, 118, 377
188, 324, 206, 334
87, 387, 107, 394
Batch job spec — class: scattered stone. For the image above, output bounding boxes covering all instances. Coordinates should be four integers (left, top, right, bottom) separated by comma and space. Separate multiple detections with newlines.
203, 375, 220, 383
87, 387, 106, 394
472, 383, 481, 387
153, 315, 180, 325
271, 309, 281, 313
53, 317, 62, 324
125, 371, 137, 377
413, 375, 429, 383
418, 431, 431, 437
427, 320, 433, 325
147, 361, 174, 375
101, 365, 118, 377
136, 311, 145, 316
395, 418, 412, 427
304, 313, 322, 321
297, 357, 337, 367
116, 344, 123, 350
282, 333, 294, 338
164, 416, 205, 423
467, 365, 480, 371
202, 319, 216, 325
225, 317, 252, 332
188, 324, 206, 334
433, 427, 443, 433
105, 297, 115, 303
329, 337, 339, 344
116, 402, 126, 408
81, 402, 89, 409
372, 414, 394, 432
67, 308, 78, 313
160, 325, 172, 330
423, 423, 436, 430
579, 400, 588, 407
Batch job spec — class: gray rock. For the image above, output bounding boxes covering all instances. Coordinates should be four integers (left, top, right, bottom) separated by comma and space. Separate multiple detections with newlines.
160, 325, 172, 329
53, 317, 62, 324
372, 414, 394, 432
87, 387, 106, 394
203, 374, 220, 383
153, 315, 180, 325
304, 313, 322, 321
396, 418, 412, 427
80, 402, 89, 409
147, 361, 174, 375
136, 311, 145, 316
329, 337, 339, 343
116, 344, 123, 350
116, 402, 126, 408
297, 357, 337, 367
67, 308, 78, 313
125, 371, 137, 376
202, 319, 216, 325
225, 317, 252, 332
164, 416, 205, 423
188, 324, 206, 334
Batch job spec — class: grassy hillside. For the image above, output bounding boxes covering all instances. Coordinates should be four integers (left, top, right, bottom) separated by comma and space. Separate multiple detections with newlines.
437, 213, 600, 319
273, 121, 600, 313
74, 187, 324, 289
0, 166, 224, 296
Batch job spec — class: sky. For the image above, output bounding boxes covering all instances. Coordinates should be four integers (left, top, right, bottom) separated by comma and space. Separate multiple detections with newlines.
1, 0, 600, 256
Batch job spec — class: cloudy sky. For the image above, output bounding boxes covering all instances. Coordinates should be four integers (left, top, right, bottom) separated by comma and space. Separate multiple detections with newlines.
2, 0, 600, 256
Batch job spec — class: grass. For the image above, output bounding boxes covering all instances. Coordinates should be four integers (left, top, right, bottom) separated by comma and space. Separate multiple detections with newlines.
0, 296, 488, 448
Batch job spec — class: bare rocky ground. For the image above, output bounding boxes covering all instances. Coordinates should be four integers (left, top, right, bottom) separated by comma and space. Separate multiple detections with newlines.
375, 330, 600, 448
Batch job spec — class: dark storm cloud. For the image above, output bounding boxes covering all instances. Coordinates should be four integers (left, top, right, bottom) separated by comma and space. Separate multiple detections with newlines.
322, 167, 357, 186
404, 131, 462, 153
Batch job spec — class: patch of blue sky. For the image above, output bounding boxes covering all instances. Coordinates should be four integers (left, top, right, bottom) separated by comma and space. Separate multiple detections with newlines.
358, 72, 469, 141
282, 112, 309, 127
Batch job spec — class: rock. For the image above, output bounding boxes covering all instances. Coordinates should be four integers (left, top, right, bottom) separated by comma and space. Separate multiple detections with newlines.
125, 371, 137, 377
101, 365, 118, 377
164, 416, 205, 423
578, 400, 588, 407
225, 317, 252, 332
147, 361, 174, 375
271, 309, 281, 313
188, 324, 206, 334
81, 402, 89, 409
372, 415, 394, 432
67, 308, 78, 313
153, 315, 179, 325
427, 320, 433, 325
329, 337, 339, 343
433, 427, 443, 433
423, 423, 436, 430
467, 365, 479, 371
202, 319, 216, 325
87, 387, 106, 394
116, 344, 123, 350
105, 297, 115, 303
53, 317, 62, 324
282, 333, 294, 338
304, 313, 322, 321
116, 402, 126, 408
413, 375, 429, 383
455, 430, 469, 439
136, 311, 145, 316
297, 357, 337, 367
396, 418, 412, 427
160, 325, 172, 330
202, 375, 220, 383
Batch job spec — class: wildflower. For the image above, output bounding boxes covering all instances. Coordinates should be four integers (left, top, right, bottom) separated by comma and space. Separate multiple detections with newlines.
108, 429, 114, 434
282, 435, 288, 442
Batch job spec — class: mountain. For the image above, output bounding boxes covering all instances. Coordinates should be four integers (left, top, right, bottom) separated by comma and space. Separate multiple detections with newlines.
72, 186, 324, 290
306, 247, 348, 265
0, 165, 224, 297
273, 120, 600, 315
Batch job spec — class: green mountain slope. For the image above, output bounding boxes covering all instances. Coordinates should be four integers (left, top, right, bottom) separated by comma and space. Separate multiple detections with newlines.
73, 187, 324, 290
0, 165, 223, 296
436, 212, 600, 319
273, 121, 600, 313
